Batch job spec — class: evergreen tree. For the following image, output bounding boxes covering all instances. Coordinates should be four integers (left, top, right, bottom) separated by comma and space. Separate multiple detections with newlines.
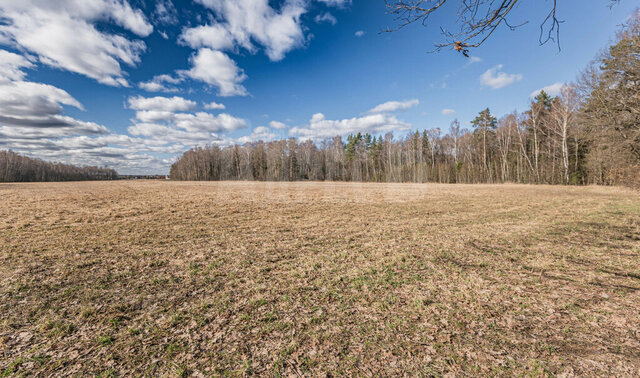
471, 108, 497, 171
581, 16, 640, 186
421, 130, 430, 163
534, 90, 553, 109
345, 134, 357, 161
232, 145, 241, 179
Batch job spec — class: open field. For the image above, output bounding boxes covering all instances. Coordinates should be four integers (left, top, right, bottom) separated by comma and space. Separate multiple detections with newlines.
1, 181, 639, 376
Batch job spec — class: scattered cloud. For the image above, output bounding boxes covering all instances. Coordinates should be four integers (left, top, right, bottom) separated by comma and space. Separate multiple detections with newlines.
290, 100, 414, 140
183, 0, 308, 62
179, 48, 248, 96
238, 126, 277, 143
175, 0, 353, 98
0, 0, 153, 86
441, 108, 456, 116
317, 0, 352, 7
367, 99, 419, 114
290, 112, 410, 140
153, 0, 178, 26
0, 54, 246, 174
126, 95, 246, 152
138, 74, 182, 93
128, 96, 196, 112
0, 1, 401, 174
315, 12, 337, 25
0, 50, 34, 82
0, 133, 181, 174
269, 121, 287, 129
205, 102, 226, 110
179, 24, 236, 52
0, 49, 154, 170
128, 113, 244, 137
480, 65, 522, 89
468, 56, 482, 64
0, 50, 108, 138
530, 82, 565, 98
355, 30, 365, 37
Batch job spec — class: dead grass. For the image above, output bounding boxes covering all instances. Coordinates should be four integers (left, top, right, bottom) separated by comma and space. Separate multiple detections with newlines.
0, 181, 639, 376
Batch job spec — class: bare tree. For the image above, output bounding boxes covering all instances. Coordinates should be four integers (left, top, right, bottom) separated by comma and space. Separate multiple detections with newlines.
449, 119, 461, 164
515, 112, 537, 182
551, 85, 579, 184
0, 151, 118, 182
426, 128, 441, 170
170, 16, 639, 188
385, 0, 620, 55
497, 114, 515, 182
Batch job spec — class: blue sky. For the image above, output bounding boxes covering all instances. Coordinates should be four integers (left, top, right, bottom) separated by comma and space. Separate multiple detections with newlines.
0, 0, 637, 174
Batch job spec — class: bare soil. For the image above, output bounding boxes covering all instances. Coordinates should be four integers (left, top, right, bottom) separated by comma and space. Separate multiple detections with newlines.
1, 181, 639, 376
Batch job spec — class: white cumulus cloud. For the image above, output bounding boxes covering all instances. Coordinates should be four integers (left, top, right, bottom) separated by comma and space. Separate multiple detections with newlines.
153, 0, 178, 26
315, 12, 337, 25
128, 96, 196, 112
0, 0, 153, 86
0, 50, 110, 138
184, 0, 308, 62
269, 121, 287, 129
317, 0, 351, 7
530, 82, 565, 98
0, 50, 135, 168
290, 113, 410, 140
367, 99, 419, 114
480, 65, 522, 89
0, 49, 250, 175
179, 48, 248, 97
467, 56, 482, 65
0, 50, 34, 82
176, 0, 351, 97
205, 102, 226, 110
289, 99, 416, 140
238, 126, 277, 143
126, 95, 246, 144
138, 74, 182, 93
179, 24, 236, 52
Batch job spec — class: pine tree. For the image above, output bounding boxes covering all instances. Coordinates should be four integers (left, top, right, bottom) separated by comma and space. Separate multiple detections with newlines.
421, 130, 430, 164
581, 16, 640, 186
534, 90, 553, 109
345, 134, 357, 161
232, 145, 241, 179
471, 108, 497, 171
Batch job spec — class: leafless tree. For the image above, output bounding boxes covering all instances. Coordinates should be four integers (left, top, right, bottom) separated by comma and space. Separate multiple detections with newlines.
551, 85, 579, 183
449, 119, 461, 164
384, 0, 620, 55
170, 15, 638, 188
0, 151, 118, 182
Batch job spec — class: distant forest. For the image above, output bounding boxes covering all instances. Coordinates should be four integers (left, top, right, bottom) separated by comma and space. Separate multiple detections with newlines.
0, 151, 118, 182
170, 17, 639, 187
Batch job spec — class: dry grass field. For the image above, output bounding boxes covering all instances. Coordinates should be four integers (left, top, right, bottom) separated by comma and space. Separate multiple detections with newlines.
1, 181, 639, 376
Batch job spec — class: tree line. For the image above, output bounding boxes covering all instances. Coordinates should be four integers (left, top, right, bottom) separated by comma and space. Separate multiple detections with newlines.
171, 15, 639, 187
0, 151, 118, 182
